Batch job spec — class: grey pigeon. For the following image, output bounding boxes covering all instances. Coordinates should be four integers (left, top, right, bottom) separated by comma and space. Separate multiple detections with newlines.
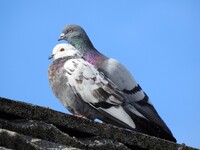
58, 24, 176, 142
48, 43, 136, 129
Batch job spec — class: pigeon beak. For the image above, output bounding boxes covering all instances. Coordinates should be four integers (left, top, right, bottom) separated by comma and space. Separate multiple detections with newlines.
48, 54, 54, 60
58, 33, 65, 41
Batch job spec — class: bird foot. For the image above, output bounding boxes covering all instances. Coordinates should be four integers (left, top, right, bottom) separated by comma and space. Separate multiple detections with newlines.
74, 114, 88, 119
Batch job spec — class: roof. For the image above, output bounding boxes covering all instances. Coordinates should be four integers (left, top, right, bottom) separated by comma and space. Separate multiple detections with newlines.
0, 97, 198, 150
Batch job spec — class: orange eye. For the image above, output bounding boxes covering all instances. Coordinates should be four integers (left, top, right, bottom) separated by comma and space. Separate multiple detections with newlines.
67, 28, 73, 33
60, 48, 65, 52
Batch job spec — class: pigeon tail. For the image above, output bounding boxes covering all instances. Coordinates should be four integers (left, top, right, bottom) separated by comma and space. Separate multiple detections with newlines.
124, 103, 176, 142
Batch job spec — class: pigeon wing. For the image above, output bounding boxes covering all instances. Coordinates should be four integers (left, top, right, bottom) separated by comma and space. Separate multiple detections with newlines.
64, 58, 136, 129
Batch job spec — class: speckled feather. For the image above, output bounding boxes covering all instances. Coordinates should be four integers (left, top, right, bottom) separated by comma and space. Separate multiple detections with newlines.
48, 44, 136, 129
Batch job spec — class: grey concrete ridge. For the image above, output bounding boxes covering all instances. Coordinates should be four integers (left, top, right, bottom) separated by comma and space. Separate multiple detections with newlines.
0, 97, 199, 150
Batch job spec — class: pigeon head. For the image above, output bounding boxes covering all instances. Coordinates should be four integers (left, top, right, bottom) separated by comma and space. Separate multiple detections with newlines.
48, 43, 80, 60
58, 24, 94, 49
58, 24, 85, 41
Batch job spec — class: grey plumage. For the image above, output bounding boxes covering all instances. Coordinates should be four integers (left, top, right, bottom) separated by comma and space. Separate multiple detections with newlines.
57, 24, 176, 142
48, 43, 136, 129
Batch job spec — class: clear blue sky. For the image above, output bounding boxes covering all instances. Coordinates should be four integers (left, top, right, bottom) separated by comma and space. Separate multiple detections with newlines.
1, 0, 200, 148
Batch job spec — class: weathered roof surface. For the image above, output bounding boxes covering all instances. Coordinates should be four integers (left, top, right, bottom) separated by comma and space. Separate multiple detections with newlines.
0, 97, 199, 150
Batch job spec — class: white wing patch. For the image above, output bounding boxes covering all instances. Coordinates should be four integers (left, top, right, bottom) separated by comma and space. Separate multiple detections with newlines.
63, 58, 136, 129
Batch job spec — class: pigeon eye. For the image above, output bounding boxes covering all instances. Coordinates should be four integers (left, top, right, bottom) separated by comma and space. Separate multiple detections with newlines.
60, 48, 65, 52
67, 28, 73, 33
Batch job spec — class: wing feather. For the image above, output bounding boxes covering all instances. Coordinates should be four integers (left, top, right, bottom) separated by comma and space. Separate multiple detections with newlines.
64, 58, 136, 129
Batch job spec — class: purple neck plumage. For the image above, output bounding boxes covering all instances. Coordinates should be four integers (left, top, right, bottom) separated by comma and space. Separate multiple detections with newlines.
84, 51, 105, 66
69, 35, 107, 66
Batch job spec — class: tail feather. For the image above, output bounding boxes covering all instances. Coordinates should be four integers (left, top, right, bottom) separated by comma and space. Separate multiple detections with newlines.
124, 103, 176, 142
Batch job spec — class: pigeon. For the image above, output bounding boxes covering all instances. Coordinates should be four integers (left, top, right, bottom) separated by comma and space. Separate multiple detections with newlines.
48, 43, 136, 129
57, 24, 176, 142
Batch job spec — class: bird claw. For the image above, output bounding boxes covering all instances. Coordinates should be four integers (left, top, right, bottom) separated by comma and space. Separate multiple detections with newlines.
74, 114, 88, 119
